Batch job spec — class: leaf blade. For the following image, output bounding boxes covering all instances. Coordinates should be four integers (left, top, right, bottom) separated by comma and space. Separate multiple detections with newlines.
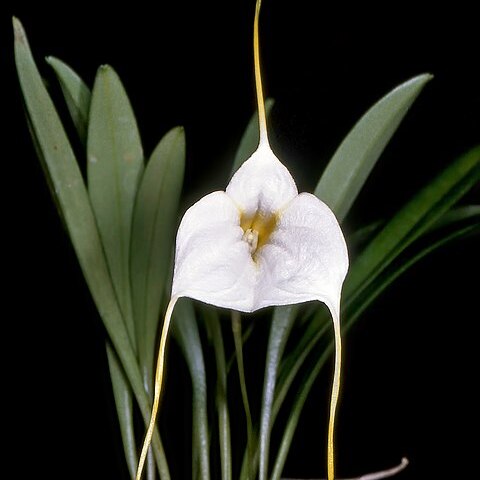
46, 56, 91, 144
130, 127, 185, 391
315, 74, 433, 221
88, 65, 144, 346
345, 145, 480, 303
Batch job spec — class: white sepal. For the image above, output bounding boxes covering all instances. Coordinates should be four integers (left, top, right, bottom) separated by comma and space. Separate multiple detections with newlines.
226, 144, 298, 218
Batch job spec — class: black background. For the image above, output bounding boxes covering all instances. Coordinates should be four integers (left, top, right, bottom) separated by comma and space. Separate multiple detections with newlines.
2, 1, 479, 479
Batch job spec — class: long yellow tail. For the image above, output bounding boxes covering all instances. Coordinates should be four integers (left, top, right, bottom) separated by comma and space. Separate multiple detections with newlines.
254, 0, 269, 147
328, 313, 342, 480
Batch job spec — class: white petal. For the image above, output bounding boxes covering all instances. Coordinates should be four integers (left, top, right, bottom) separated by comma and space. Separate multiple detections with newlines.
172, 191, 258, 311
254, 192, 349, 314
226, 144, 298, 218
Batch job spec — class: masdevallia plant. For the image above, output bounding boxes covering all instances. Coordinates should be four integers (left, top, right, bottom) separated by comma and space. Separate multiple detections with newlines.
14, 0, 479, 478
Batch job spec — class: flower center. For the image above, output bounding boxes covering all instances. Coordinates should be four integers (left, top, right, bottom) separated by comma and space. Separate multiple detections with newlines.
242, 228, 258, 253
240, 211, 277, 255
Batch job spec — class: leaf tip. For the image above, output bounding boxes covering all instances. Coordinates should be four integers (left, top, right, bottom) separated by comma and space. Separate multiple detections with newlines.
174, 125, 185, 136
265, 97, 275, 109
12, 17, 27, 44
96, 64, 118, 83
99, 64, 113, 74
419, 72, 434, 83
411, 72, 434, 86
392, 73, 434, 97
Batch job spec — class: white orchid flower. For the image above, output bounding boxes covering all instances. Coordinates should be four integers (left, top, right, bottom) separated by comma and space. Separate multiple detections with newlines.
173, 137, 349, 312
136, 1, 348, 479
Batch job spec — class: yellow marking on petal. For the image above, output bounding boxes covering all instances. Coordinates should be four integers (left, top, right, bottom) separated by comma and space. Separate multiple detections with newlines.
240, 210, 277, 253
135, 296, 178, 480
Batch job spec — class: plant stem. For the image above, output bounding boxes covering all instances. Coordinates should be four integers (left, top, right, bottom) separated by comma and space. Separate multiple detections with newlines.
231, 311, 254, 479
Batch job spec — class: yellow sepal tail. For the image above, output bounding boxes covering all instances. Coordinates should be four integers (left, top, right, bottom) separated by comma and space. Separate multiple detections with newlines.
254, 0, 269, 147
328, 314, 342, 480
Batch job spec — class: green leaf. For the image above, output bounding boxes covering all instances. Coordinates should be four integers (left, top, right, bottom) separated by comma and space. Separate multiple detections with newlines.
345, 145, 480, 304
204, 308, 232, 480
341, 203, 480, 333
347, 224, 479, 326
130, 127, 185, 391
14, 18, 169, 477
106, 343, 137, 479
46, 56, 91, 144
345, 205, 479, 327
431, 205, 480, 230
88, 65, 144, 346
315, 74, 433, 221
231, 98, 275, 176
226, 322, 255, 374
258, 306, 296, 480
171, 299, 210, 480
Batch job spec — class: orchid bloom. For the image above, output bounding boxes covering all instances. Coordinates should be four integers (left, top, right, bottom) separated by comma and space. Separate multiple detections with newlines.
136, 1, 348, 479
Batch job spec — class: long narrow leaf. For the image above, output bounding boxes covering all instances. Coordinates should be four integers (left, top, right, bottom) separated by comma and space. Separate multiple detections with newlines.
231, 98, 275, 176
226, 322, 255, 374
346, 227, 479, 327
315, 74, 432, 221
46, 56, 91, 144
130, 127, 185, 392
345, 145, 480, 304
258, 306, 296, 480
172, 299, 210, 480
13, 19, 169, 477
432, 205, 480, 230
88, 65, 144, 346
